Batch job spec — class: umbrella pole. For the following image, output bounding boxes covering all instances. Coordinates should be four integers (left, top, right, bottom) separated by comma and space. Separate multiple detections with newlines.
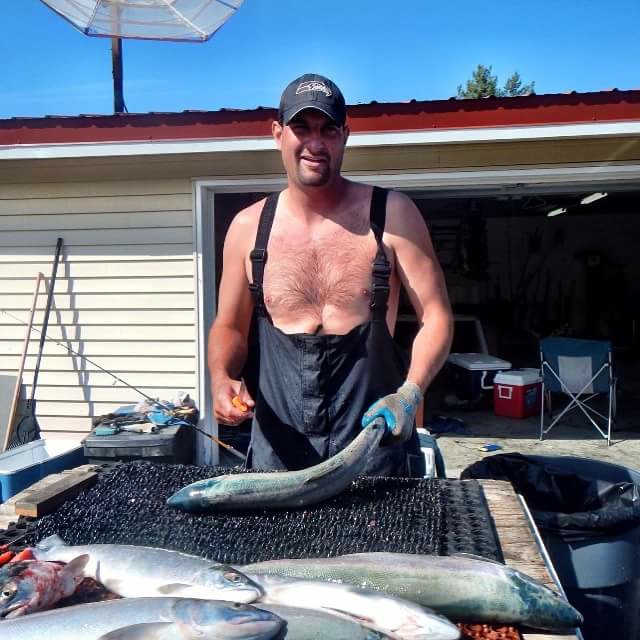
111, 37, 125, 113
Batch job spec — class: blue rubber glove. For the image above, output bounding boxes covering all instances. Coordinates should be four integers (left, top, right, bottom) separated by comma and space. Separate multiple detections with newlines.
361, 381, 422, 444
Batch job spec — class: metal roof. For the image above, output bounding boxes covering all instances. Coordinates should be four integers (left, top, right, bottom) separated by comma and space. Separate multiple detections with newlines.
1, 90, 640, 147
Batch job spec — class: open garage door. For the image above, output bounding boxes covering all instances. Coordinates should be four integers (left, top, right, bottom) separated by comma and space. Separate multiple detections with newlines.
194, 170, 640, 460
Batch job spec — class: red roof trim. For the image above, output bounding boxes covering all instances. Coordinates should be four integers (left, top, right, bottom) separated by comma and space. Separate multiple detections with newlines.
1, 90, 640, 146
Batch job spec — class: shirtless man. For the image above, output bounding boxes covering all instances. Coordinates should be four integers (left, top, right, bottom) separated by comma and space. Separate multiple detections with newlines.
209, 73, 453, 476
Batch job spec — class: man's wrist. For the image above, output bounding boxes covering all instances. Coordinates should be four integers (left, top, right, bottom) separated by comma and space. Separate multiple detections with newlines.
399, 380, 422, 407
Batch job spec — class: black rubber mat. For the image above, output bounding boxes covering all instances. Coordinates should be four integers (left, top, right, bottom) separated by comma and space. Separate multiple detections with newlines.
22, 462, 504, 563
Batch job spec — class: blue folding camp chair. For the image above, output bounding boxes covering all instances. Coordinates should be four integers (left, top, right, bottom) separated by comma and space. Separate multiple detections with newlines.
540, 337, 616, 445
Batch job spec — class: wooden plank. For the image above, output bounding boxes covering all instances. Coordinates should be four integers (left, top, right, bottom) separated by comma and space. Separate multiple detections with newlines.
0, 244, 193, 261
37, 428, 90, 439
0, 292, 194, 310
24, 378, 195, 404
23, 385, 195, 403
0, 178, 190, 199
0, 374, 18, 455
14, 470, 98, 518
1, 324, 195, 341
0, 309, 195, 325
0, 354, 196, 372
0, 260, 194, 278
0, 276, 193, 295
0, 340, 195, 357
0, 193, 191, 214
39, 417, 114, 432
34, 401, 141, 417
480, 480, 578, 640
0, 226, 192, 248
0, 210, 192, 232
0, 370, 195, 387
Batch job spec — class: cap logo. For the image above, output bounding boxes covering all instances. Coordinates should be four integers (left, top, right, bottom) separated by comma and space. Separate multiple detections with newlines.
296, 80, 332, 97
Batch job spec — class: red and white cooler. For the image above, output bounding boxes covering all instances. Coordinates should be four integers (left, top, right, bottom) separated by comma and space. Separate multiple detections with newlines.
493, 369, 542, 418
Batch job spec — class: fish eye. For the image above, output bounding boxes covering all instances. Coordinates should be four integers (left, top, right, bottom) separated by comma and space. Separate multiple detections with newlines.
223, 571, 242, 583
1, 586, 15, 598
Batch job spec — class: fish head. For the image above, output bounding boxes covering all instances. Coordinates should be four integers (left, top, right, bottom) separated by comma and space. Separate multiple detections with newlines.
167, 478, 230, 512
192, 564, 264, 603
171, 599, 285, 640
0, 562, 37, 619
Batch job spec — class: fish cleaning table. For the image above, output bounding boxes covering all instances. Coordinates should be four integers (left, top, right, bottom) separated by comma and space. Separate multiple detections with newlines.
480, 480, 580, 640
5, 464, 582, 639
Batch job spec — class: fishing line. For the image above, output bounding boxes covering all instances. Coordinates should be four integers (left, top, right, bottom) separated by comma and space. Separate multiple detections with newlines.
1, 308, 172, 411
0, 308, 247, 461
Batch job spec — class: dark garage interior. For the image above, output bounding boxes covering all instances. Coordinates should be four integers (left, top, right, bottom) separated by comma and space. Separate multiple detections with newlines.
212, 185, 640, 447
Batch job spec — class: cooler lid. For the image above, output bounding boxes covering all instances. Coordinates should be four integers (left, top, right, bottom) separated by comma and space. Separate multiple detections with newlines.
447, 352, 511, 371
494, 368, 542, 386
82, 425, 183, 448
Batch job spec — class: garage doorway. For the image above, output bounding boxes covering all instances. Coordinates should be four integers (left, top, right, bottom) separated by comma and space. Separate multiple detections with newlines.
194, 168, 640, 462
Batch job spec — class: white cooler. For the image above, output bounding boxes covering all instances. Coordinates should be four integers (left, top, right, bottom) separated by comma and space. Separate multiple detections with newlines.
446, 353, 512, 403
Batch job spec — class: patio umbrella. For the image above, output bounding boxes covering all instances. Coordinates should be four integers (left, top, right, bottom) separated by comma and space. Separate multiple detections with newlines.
40, 0, 245, 111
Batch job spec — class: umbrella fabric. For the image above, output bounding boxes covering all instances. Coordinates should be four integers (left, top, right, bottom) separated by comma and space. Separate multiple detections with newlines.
40, 0, 244, 42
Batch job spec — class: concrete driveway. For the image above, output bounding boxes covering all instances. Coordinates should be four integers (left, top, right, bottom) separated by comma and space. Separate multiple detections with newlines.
431, 404, 640, 478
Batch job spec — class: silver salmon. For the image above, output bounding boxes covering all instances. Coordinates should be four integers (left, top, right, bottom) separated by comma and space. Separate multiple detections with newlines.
0, 555, 88, 617
167, 419, 385, 511
247, 573, 459, 640
240, 552, 583, 632
253, 603, 393, 639
0, 597, 284, 640
32, 535, 263, 601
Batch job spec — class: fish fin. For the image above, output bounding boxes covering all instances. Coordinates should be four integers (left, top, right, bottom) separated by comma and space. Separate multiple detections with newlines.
451, 552, 505, 565
157, 583, 194, 595
321, 610, 392, 640
303, 463, 342, 484
322, 607, 374, 624
97, 622, 175, 640
35, 534, 67, 552
63, 554, 90, 579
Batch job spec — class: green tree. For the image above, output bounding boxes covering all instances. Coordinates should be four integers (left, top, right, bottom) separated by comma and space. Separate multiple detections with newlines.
457, 65, 535, 98
502, 71, 535, 97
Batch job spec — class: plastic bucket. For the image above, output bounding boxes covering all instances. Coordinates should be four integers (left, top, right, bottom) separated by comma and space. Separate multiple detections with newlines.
462, 454, 640, 639
529, 456, 640, 640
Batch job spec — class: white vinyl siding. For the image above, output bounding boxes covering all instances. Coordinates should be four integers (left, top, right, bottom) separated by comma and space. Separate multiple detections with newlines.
0, 179, 196, 440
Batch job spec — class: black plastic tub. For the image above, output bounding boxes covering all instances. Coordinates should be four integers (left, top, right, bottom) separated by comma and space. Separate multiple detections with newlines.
462, 453, 640, 640
82, 424, 194, 464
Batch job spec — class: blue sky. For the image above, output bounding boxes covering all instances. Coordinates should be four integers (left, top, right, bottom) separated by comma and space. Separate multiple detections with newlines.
2, 0, 639, 118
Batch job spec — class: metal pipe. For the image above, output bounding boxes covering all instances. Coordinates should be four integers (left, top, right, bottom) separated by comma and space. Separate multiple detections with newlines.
111, 37, 125, 113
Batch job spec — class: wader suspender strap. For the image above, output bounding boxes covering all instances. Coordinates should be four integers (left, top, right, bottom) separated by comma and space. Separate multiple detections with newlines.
250, 189, 390, 319
249, 192, 279, 316
370, 186, 391, 321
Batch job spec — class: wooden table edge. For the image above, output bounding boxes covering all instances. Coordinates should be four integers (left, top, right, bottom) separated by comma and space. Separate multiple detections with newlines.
478, 479, 582, 640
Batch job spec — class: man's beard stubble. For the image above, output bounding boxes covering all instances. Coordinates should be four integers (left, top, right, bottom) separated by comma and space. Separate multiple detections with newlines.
297, 167, 331, 187
295, 154, 340, 187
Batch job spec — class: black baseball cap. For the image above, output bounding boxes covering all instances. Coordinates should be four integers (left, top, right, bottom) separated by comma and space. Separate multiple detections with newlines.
278, 73, 347, 126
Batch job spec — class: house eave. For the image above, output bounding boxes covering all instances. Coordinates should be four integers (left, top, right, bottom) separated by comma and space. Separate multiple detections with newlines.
1, 120, 639, 161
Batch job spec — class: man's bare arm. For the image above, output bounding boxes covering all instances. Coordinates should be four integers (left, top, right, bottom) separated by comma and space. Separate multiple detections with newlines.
209, 204, 259, 425
386, 191, 454, 392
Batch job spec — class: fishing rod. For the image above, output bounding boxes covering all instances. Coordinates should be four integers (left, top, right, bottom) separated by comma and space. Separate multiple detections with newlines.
0, 308, 247, 462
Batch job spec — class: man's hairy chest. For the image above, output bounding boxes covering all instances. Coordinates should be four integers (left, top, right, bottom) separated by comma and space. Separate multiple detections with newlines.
262, 226, 380, 320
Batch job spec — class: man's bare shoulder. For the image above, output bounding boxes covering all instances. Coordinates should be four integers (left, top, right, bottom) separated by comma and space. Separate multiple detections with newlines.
384, 189, 429, 240
225, 197, 266, 249
231, 197, 265, 230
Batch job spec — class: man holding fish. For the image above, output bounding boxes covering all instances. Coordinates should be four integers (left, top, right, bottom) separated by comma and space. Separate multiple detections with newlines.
209, 73, 453, 476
